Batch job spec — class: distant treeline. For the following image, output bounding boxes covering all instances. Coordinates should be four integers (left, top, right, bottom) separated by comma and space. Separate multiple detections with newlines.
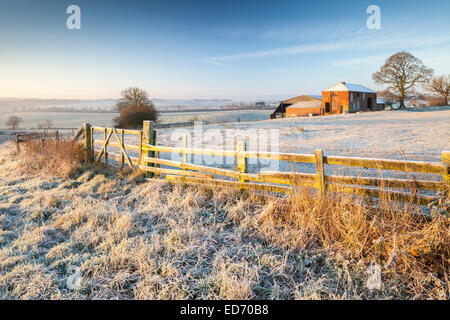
16, 107, 117, 113
14, 104, 275, 114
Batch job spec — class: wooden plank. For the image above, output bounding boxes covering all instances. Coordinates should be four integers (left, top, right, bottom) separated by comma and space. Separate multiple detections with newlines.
258, 171, 317, 184
90, 127, 94, 159
155, 150, 160, 179
143, 156, 240, 179
93, 140, 140, 151
94, 151, 140, 166
142, 157, 317, 187
15, 134, 20, 152
92, 127, 141, 135
142, 121, 154, 177
327, 175, 447, 191
138, 166, 214, 179
164, 175, 294, 194
243, 151, 316, 163
94, 130, 113, 164
103, 128, 107, 163
153, 130, 160, 178
182, 135, 187, 172
83, 123, 92, 163
442, 151, 450, 185
315, 149, 325, 195
141, 143, 316, 163
151, 128, 157, 176
71, 127, 83, 142
327, 184, 438, 206
325, 155, 446, 175
142, 144, 237, 158
120, 129, 124, 169
112, 128, 133, 168
237, 140, 248, 183
138, 131, 143, 165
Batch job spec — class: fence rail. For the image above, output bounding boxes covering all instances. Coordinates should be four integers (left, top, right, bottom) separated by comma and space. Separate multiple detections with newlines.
79, 121, 449, 206
15, 130, 67, 151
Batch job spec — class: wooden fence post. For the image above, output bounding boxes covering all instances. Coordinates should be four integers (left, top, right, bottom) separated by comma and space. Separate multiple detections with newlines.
182, 134, 187, 171
443, 151, 450, 185
15, 135, 20, 152
154, 130, 160, 178
143, 121, 155, 177
237, 140, 248, 183
103, 128, 108, 164
315, 149, 325, 196
83, 123, 92, 163
138, 131, 143, 165
120, 129, 125, 169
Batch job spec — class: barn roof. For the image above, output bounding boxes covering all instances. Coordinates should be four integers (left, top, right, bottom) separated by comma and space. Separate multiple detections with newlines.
286, 101, 322, 109
282, 94, 321, 104
323, 82, 376, 93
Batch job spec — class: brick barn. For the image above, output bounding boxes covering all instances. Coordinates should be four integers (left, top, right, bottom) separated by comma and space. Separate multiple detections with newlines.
286, 100, 322, 117
270, 95, 322, 119
322, 82, 382, 115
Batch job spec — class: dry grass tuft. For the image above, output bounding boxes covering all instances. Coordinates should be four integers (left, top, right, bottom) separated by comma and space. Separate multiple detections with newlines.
0, 143, 448, 300
17, 138, 84, 179
257, 190, 449, 298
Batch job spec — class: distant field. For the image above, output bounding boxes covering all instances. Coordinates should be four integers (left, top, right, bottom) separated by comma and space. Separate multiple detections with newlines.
0, 110, 272, 129
155, 108, 450, 162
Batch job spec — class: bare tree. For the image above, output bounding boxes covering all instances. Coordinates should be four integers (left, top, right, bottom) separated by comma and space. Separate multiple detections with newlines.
114, 87, 158, 128
37, 119, 54, 129
373, 52, 434, 108
44, 119, 54, 129
426, 75, 450, 106
116, 87, 153, 113
6, 116, 23, 130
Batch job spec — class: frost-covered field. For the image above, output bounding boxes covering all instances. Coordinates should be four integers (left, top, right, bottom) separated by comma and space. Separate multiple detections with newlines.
0, 109, 271, 145
0, 110, 448, 300
156, 108, 450, 162
3, 108, 449, 177
0, 110, 272, 129
0, 143, 448, 299
88, 107, 450, 183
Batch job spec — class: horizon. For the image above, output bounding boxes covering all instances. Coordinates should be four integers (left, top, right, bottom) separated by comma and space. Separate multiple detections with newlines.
1, 0, 450, 100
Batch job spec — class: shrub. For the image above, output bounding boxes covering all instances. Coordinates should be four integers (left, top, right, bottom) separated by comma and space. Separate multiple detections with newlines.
18, 138, 84, 178
113, 87, 158, 128
114, 104, 158, 129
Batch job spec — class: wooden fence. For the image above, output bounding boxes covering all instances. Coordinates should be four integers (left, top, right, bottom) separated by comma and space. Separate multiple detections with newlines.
15, 130, 66, 151
81, 121, 449, 206
154, 121, 195, 129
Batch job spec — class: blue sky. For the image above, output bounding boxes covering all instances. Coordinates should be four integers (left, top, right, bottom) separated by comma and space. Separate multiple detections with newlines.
1, 0, 450, 100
